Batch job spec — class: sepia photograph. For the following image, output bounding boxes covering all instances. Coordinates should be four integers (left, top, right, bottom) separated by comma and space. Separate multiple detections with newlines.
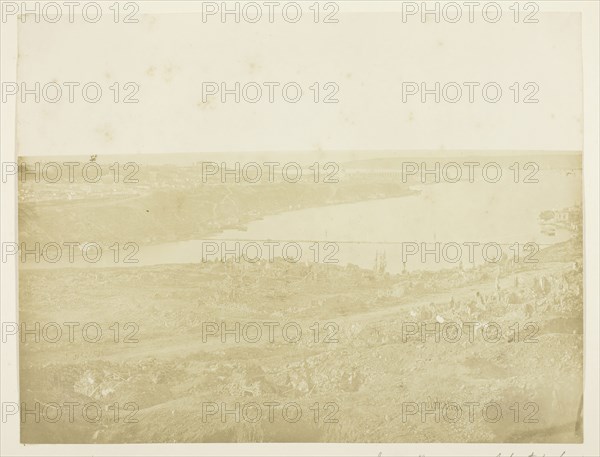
1, 1, 598, 456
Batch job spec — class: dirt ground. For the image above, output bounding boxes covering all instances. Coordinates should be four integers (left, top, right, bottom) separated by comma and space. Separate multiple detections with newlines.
18, 238, 583, 443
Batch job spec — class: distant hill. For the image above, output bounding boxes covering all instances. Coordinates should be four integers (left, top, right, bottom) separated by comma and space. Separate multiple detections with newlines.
340, 151, 582, 171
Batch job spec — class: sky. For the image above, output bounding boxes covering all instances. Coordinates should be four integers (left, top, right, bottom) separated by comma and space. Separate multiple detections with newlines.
13, 7, 582, 156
